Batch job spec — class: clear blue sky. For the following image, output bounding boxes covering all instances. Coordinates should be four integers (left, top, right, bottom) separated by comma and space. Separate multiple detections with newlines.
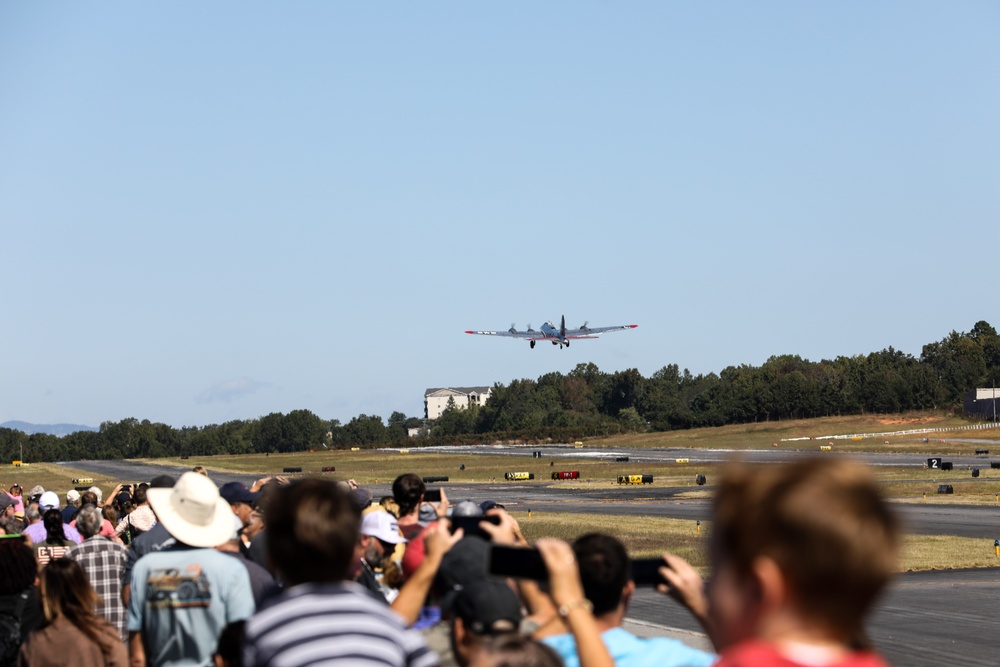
2, 3, 997, 428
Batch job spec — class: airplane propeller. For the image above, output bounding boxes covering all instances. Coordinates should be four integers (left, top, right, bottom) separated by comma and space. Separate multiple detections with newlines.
509, 323, 518, 334
527, 323, 535, 332
579, 321, 590, 331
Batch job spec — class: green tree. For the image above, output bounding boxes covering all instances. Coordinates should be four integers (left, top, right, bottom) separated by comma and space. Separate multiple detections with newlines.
342, 414, 388, 447
252, 412, 285, 453
434, 403, 477, 437
282, 409, 326, 451
617, 407, 647, 433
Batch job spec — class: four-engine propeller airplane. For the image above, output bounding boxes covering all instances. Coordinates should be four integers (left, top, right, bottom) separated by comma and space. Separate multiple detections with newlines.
466, 315, 637, 349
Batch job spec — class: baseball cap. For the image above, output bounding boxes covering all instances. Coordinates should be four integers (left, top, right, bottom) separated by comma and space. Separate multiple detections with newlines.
435, 536, 490, 610
219, 482, 261, 505
27, 485, 45, 502
418, 503, 438, 524
39, 491, 60, 511
348, 487, 373, 513
66, 489, 81, 503
479, 500, 499, 513
361, 511, 407, 544
0, 494, 13, 512
453, 581, 522, 635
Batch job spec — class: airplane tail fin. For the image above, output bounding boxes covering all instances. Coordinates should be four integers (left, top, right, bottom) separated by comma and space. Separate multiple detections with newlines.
560, 315, 566, 338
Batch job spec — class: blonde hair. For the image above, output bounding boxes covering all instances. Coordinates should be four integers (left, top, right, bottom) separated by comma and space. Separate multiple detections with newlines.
379, 496, 400, 517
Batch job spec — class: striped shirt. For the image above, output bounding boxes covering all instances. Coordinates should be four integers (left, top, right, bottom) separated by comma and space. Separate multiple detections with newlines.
244, 581, 439, 667
66, 536, 129, 640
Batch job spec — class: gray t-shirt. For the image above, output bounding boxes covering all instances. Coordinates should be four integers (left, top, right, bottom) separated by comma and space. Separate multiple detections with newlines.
128, 544, 255, 666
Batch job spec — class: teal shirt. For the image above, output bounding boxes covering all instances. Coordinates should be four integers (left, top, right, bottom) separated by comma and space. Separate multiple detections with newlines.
543, 627, 716, 667
128, 545, 255, 667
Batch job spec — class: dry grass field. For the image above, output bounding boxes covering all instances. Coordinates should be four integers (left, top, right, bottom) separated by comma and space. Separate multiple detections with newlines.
589, 412, 993, 453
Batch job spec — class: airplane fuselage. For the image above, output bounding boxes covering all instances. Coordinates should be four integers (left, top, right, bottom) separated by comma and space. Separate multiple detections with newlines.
540, 321, 569, 347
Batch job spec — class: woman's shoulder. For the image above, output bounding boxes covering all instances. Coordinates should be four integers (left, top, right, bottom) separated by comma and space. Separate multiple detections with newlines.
23, 616, 127, 664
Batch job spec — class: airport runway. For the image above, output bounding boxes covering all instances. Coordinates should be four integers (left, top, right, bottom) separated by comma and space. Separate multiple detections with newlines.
60, 458, 1000, 539
410, 442, 1000, 470
60, 454, 1000, 667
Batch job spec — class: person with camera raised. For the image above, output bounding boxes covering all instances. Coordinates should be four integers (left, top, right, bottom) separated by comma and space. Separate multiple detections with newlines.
529, 533, 715, 667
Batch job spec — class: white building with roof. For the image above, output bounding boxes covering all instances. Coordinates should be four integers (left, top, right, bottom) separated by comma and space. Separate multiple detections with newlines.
424, 386, 492, 420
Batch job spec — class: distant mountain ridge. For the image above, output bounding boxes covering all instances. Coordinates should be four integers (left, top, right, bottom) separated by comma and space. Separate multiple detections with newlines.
1, 421, 98, 437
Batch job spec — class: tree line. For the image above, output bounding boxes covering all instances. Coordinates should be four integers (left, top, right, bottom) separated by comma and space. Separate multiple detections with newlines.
3, 321, 997, 463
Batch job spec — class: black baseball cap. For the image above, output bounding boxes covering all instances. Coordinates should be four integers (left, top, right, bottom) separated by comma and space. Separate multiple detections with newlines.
453, 581, 522, 635
219, 482, 261, 505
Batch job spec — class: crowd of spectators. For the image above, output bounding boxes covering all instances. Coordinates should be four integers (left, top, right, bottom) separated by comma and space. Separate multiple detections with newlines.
0, 455, 899, 667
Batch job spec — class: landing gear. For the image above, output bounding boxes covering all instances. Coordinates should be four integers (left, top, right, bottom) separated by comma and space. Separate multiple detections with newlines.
530, 340, 535, 349
552, 341, 558, 346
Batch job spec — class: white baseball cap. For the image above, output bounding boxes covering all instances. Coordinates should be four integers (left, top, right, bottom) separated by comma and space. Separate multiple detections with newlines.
39, 491, 60, 511
361, 511, 407, 544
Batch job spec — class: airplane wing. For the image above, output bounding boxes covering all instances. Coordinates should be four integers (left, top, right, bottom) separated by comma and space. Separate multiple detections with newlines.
564, 324, 638, 338
465, 329, 546, 340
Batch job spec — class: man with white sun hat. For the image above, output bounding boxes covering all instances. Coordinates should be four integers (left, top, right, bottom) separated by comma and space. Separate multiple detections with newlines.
127, 472, 255, 666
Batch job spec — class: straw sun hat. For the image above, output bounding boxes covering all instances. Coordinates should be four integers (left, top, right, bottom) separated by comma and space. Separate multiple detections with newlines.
147, 472, 234, 548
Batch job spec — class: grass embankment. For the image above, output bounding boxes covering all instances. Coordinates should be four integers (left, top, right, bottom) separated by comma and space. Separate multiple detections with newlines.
590, 412, 995, 454
0, 461, 109, 498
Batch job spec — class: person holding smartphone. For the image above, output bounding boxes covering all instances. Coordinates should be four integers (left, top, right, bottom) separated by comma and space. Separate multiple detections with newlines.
393, 474, 450, 580
531, 534, 715, 667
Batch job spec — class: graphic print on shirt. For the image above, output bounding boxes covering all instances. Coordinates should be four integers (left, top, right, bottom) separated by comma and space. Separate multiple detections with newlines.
146, 564, 212, 608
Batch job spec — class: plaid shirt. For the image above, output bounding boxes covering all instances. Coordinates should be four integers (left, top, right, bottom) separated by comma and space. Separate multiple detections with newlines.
66, 536, 129, 641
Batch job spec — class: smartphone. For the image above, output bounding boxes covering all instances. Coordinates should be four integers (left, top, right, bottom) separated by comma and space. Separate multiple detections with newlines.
424, 489, 442, 503
631, 558, 668, 587
488, 545, 548, 581
449, 514, 500, 540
